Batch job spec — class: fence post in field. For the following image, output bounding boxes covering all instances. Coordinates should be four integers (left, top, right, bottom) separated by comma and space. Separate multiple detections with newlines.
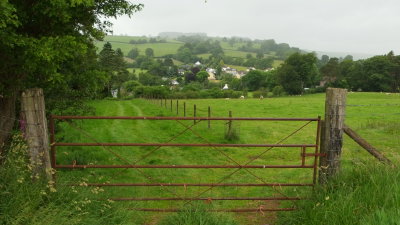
184, 102, 186, 117
20, 88, 52, 181
170, 99, 172, 112
228, 110, 232, 134
193, 104, 197, 124
319, 88, 347, 183
176, 100, 179, 115
208, 106, 211, 129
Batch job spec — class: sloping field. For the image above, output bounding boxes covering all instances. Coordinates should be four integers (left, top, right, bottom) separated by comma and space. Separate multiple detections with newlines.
54, 92, 400, 224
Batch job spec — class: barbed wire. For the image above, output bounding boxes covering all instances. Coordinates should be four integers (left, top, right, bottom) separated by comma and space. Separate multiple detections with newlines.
346, 104, 400, 107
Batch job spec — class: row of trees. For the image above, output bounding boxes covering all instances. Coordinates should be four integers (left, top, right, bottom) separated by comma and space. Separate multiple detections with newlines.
129, 38, 166, 44
0, 0, 143, 151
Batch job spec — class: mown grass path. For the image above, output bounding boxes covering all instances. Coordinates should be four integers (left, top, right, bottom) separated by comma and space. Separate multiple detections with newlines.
55, 93, 400, 224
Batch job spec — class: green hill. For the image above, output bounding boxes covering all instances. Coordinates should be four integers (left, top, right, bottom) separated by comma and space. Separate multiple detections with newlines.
96, 35, 290, 68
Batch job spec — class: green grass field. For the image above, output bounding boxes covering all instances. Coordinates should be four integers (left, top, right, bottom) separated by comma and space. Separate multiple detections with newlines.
51, 92, 400, 224
97, 36, 283, 68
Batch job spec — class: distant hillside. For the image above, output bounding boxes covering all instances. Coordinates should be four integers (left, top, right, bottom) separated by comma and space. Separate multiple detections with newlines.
312, 50, 375, 60
96, 35, 297, 69
159, 32, 207, 39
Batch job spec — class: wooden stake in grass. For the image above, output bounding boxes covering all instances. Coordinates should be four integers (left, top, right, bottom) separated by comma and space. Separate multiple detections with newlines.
208, 106, 211, 129
184, 102, 186, 117
319, 88, 347, 183
193, 104, 196, 125
21, 88, 52, 181
343, 124, 392, 164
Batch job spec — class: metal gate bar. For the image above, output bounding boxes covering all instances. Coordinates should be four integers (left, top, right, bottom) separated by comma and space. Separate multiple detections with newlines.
70, 183, 314, 187
55, 165, 315, 169
108, 197, 304, 201
130, 208, 297, 212
50, 115, 321, 213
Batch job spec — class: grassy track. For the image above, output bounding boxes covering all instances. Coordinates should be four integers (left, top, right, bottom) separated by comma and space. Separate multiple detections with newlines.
55, 92, 400, 224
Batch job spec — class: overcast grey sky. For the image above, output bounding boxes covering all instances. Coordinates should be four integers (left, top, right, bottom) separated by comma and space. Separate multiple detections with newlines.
109, 0, 400, 56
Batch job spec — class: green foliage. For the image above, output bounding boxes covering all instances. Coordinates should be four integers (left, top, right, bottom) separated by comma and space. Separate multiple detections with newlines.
145, 48, 154, 57
138, 72, 163, 86
272, 85, 285, 96
127, 47, 140, 59
278, 162, 400, 225
196, 70, 209, 83
224, 122, 240, 141
123, 80, 142, 92
277, 52, 319, 94
241, 70, 267, 91
252, 88, 268, 98
0, 134, 131, 225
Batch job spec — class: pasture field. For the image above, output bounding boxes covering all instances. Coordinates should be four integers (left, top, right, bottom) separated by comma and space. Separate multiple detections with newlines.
54, 92, 400, 224
96, 36, 284, 68
96, 40, 183, 57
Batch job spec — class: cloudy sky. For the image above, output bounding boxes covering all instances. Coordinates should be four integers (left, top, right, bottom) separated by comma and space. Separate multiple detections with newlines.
109, 0, 400, 56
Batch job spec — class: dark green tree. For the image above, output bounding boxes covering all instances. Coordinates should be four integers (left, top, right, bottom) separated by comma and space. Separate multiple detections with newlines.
145, 48, 154, 57
127, 48, 140, 59
0, 0, 142, 149
241, 70, 267, 91
196, 71, 209, 84
276, 52, 319, 94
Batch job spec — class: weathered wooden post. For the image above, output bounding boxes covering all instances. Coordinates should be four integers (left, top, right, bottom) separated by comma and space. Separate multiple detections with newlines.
183, 102, 186, 117
228, 110, 233, 134
170, 99, 172, 112
176, 100, 179, 115
193, 104, 197, 125
319, 88, 347, 184
20, 88, 52, 180
208, 106, 211, 129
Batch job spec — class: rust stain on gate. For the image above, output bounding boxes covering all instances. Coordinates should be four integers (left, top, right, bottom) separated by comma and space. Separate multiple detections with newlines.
50, 115, 322, 214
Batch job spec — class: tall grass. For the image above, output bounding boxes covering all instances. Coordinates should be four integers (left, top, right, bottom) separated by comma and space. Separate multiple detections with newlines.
0, 134, 132, 225
157, 203, 238, 225
277, 162, 400, 225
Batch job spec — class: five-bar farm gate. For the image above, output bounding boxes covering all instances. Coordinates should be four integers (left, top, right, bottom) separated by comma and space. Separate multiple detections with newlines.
50, 115, 322, 213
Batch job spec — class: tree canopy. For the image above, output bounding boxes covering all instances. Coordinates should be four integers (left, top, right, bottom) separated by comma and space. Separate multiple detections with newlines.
0, 0, 142, 150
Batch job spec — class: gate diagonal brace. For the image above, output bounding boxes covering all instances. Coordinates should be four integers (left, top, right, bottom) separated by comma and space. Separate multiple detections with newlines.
179, 120, 315, 206
60, 120, 190, 203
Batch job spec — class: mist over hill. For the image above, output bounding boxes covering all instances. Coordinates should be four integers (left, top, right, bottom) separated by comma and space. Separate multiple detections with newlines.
157, 31, 375, 60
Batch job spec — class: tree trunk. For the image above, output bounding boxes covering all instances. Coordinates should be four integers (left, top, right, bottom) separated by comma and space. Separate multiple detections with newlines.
0, 92, 17, 157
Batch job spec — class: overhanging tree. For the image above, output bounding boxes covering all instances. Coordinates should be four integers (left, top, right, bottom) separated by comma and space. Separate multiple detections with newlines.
0, 0, 142, 153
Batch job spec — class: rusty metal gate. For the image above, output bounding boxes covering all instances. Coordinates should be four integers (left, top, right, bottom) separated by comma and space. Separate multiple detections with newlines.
50, 115, 321, 213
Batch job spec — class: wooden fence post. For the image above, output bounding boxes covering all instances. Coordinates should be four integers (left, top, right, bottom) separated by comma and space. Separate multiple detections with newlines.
176, 100, 179, 115
228, 111, 232, 134
21, 88, 52, 181
183, 102, 186, 117
208, 106, 211, 129
319, 88, 347, 183
193, 104, 196, 125
170, 99, 172, 112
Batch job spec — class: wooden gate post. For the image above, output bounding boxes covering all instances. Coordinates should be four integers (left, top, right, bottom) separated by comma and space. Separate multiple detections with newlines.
21, 88, 52, 180
319, 88, 347, 184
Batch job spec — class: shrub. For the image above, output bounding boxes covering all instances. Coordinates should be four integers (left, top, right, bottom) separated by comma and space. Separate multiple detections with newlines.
0, 134, 131, 225
272, 85, 285, 96
277, 162, 400, 225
